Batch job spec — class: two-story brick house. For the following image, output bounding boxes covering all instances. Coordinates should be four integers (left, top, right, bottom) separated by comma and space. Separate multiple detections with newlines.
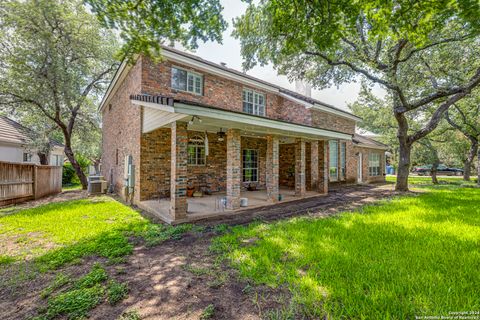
100, 46, 387, 223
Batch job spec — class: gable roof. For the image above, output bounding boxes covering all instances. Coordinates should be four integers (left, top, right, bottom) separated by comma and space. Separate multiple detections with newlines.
99, 46, 361, 122
353, 133, 389, 150
0, 115, 29, 145
0, 115, 63, 148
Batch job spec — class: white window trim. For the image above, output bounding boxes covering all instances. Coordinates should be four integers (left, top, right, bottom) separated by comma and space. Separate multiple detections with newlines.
187, 135, 206, 166
243, 88, 266, 116
171, 65, 203, 95
242, 149, 259, 182
340, 142, 346, 180
368, 153, 381, 176
329, 140, 338, 182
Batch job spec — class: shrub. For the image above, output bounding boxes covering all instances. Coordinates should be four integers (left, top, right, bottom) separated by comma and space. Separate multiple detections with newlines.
62, 163, 77, 185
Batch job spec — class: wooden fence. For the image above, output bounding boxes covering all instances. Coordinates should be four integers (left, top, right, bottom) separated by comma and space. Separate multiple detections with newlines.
0, 161, 62, 206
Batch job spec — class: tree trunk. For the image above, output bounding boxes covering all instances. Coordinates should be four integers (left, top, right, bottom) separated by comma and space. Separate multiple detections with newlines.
463, 140, 478, 181
431, 161, 439, 184
478, 148, 480, 186
395, 112, 411, 191
64, 144, 88, 189
38, 152, 49, 165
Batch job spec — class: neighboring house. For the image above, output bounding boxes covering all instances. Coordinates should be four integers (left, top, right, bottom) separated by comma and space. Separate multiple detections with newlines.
0, 116, 64, 165
99, 46, 388, 223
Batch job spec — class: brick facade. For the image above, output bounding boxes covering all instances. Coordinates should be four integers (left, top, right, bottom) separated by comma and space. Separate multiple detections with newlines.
101, 53, 386, 221
295, 138, 306, 196
141, 58, 356, 135
170, 121, 188, 219
101, 59, 143, 203
266, 135, 279, 203
226, 129, 241, 209
352, 146, 386, 183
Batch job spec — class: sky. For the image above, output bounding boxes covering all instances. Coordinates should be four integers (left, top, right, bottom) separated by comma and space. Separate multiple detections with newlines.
176, 0, 378, 112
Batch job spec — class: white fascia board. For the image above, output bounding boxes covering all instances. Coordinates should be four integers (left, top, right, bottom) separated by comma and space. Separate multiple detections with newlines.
174, 103, 352, 140
161, 50, 279, 93
98, 59, 132, 112
132, 100, 176, 113
311, 103, 361, 122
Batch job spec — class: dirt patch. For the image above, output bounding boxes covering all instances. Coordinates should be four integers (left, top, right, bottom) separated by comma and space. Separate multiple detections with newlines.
0, 183, 401, 320
196, 183, 402, 226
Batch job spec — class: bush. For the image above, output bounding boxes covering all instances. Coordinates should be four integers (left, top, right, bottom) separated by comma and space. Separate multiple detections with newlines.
62, 163, 77, 185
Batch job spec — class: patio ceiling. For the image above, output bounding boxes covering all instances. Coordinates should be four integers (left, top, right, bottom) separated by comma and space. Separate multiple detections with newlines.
132, 95, 353, 141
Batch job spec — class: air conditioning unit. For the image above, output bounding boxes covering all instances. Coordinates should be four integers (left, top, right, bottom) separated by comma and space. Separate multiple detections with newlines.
88, 176, 108, 194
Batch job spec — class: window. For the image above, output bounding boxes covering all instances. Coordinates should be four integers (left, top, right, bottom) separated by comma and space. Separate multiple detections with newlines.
329, 140, 338, 181
242, 149, 258, 182
368, 153, 381, 176
187, 136, 206, 165
23, 152, 32, 162
52, 154, 63, 166
340, 142, 346, 180
242, 89, 265, 116
171, 67, 203, 95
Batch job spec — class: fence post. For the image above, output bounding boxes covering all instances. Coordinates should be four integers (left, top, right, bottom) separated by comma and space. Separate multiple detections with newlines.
33, 165, 38, 199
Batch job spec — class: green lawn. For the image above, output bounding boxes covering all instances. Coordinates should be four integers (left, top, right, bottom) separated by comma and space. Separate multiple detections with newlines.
213, 178, 480, 318
0, 196, 196, 271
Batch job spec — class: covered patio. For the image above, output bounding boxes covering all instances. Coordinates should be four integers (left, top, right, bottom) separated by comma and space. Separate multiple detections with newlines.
132, 94, 352, 224
138, 188, 321, 224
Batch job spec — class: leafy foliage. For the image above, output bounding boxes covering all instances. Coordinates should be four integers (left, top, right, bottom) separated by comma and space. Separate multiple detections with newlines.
0, 0, 119, 188
87, 0, 227, 61
233, 0, 480, 191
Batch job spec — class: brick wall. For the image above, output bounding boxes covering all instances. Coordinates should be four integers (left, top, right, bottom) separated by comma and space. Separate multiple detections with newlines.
141, 58, 356, 135
138, 127, 270, 201
101, 58, 143, 202
350, 146, 386, 183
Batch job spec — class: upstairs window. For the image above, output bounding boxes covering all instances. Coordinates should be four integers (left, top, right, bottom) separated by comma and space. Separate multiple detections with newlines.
188, 136, 206, 165
171, 67, 202, 95
368, 153, 381, 176
243, 89, 265, 116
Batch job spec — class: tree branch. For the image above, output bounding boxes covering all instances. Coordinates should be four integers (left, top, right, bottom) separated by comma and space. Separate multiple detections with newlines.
408, 67, 480, 110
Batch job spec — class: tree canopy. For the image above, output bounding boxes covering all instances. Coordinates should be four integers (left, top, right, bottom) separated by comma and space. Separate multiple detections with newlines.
87, 0, 227, 60
234, 0, 480, 190
0, 0, 119, 188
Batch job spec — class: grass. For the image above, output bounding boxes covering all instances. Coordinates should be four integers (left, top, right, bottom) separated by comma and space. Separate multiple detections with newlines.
62, 183, 82, 191
106, 280, 129, 305
0, 196, 198, 272
213, 177, 480, 318
200, 304, 215, 319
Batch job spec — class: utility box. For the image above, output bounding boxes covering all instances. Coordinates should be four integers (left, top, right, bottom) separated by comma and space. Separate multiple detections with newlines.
88, 175, 107, 194
123, 155, 135, 197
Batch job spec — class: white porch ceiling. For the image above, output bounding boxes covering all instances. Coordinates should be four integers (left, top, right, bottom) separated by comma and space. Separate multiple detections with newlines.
134, 100, 353, 141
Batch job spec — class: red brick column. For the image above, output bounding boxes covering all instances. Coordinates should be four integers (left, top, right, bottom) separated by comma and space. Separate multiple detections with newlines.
311, 140, 319, 191
226, 128, 241, 209
295, 138, 306, 196
318, 140, 329, 194
266, 135, 279, 203
170, 121, 188, 220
